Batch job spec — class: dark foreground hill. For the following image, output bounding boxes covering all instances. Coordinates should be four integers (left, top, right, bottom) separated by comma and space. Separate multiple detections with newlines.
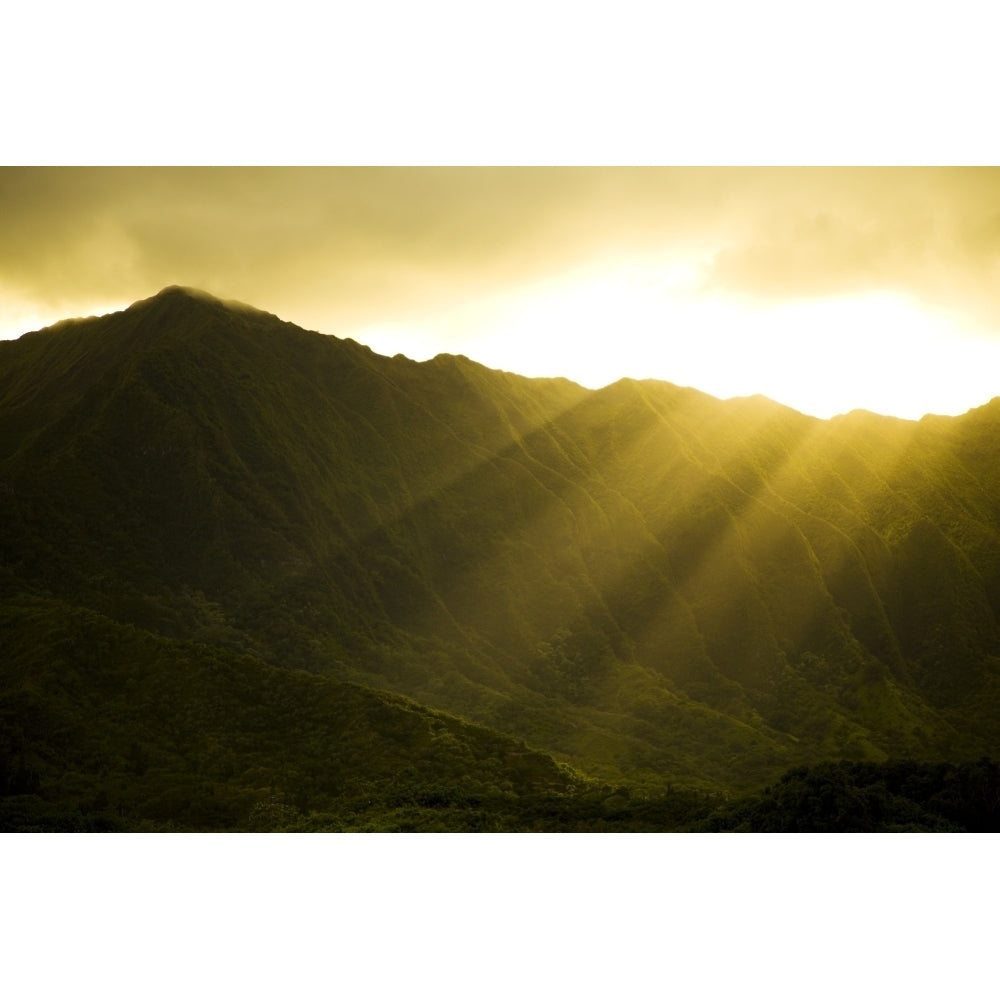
3, 286, 1000, 830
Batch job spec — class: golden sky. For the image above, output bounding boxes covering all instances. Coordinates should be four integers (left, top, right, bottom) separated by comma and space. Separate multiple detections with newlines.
3, 166, 999, 419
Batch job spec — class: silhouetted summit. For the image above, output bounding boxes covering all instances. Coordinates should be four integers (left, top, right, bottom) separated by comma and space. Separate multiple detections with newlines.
125, 285, 281, 326
141, 284, 220, 304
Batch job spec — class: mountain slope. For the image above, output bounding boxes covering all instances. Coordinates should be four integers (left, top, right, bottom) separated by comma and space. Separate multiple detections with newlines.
0, 584, 581, 831
3, 286, 1000, 819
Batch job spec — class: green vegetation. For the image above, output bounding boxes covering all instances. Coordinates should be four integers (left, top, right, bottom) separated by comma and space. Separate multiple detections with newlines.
0, 590, 582, 831
696, 758, 1000, 832
3, 286, 1000, 830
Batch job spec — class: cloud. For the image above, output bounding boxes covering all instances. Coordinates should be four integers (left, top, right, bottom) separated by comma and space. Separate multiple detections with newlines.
697, 168, 1000, 330
2, 167, 1000, 340
0, 168, 619, 324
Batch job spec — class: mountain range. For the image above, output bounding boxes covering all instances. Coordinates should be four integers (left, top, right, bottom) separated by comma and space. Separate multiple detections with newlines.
3, 285, 1000, 830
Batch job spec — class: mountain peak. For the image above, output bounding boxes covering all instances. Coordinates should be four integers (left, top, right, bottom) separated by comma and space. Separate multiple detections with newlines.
151, 285, 219, 303
128, 285, 272, 319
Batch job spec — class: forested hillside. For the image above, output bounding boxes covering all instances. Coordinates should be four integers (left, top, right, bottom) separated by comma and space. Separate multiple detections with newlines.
3, 287, 1000, 829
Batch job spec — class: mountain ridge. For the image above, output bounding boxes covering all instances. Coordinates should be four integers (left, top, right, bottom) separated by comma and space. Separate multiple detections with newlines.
3, 287, 1000, 828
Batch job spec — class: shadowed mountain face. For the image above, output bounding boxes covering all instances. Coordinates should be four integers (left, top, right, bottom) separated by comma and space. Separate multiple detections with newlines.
3, 287, 1000, 828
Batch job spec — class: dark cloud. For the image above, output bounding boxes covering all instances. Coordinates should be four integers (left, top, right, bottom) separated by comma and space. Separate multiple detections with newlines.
0, 168, 643, 326
2, 167, 1000, 338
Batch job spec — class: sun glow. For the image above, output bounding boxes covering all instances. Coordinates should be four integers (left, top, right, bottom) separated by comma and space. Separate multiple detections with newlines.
355, 258, 1000, 420
0, 291, 129, 342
